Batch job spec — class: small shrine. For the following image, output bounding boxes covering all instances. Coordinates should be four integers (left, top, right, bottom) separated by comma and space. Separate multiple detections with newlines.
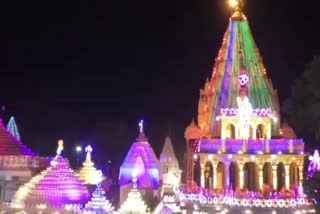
118, 175, 149, 214
11, 140, 90, 209
82, 170, 114, 213
159, 136, 181, 195
77, 145, 104, 185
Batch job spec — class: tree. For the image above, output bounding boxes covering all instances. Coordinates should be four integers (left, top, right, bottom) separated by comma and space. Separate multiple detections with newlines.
282, 56, 320, 143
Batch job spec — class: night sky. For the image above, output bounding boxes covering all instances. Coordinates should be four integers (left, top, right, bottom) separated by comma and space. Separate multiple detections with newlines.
0, 0, 319, 170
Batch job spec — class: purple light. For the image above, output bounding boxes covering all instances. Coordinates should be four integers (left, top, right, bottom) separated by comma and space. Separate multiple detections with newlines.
308, 150, 320, 176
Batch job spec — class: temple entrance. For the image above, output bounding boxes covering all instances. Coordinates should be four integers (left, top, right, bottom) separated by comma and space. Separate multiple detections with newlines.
216, 162, 226, 189
230, 162, 239, 190
225, 124, 235, 139
263, 162, 273, 187
290, 163, 299, 188
277, 162, 286, 191
204, 161, 213, 189
256, 124, 266, 139
244, 162, 258, 191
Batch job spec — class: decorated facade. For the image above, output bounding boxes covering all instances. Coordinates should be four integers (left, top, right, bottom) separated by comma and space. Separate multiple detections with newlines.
159, 136, 181, 195
184, 0, 305, 196
11, 140, 90, 209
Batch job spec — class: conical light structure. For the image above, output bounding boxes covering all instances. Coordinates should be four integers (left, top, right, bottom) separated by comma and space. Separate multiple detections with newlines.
83, 171, 114, 213
118, 178, 149, 214
77, 145, 104, 185
12, 140, 90, 208
6, 116, 21, 140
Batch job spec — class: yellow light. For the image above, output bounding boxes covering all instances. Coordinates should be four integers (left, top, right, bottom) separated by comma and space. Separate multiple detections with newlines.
229, 0, 238, 8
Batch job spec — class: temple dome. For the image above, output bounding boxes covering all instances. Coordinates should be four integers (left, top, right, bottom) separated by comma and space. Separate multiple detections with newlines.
281, 122, 297, 139
184, 119, 201, 140
12, 141, 90, 208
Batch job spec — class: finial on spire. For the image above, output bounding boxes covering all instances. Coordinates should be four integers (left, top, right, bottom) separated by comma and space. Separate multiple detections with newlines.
57, 139, 64, 155
229, 0, 244, 20
136, 119, 148, 142
85, 145, 93, 161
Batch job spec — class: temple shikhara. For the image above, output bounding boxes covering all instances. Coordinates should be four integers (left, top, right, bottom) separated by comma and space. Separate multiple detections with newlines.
0, 0, 318, 213
184, 0, 305, 198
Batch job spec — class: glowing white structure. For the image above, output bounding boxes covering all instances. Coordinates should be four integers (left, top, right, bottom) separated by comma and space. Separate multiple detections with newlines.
118, 176, 149, 214
159, 136, 181, 195
77, 145, 104, 185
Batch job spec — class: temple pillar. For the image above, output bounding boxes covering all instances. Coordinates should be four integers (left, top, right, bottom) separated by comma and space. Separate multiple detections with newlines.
213, 164, 217, 189
200, 164, 205, 188
289, 140, 294, 154
285, 165, 290, 190
272, 164, 277, 191
298, 165, 303, 190
239, 163, 244, 189
252, 125, 256, 140
266, 140, 270, 153
258, 164, 263, 190
225, 162, 231, 189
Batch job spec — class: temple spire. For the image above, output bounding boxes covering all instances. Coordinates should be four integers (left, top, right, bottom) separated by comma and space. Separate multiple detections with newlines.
229, 0, 244, 20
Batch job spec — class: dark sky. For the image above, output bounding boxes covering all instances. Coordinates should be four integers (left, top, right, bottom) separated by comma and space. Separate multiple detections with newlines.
0, 0, 319, 168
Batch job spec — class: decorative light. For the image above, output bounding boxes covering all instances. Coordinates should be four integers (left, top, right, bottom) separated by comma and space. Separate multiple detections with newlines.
208, 154, 213, 160
271, 155, 277, 160
57, 139, 64, 155
228, 154, 233, 159
238, 74, 249, 86
250, 156, 256, 161
229, 0, 238, 8
76, 146, 82, 152
193, 154, 198, 160
308, 150, 320, 176
138, 119, 144, 133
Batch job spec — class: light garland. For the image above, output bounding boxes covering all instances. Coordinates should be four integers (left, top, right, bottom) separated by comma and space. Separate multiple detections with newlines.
180, 193, 312, 208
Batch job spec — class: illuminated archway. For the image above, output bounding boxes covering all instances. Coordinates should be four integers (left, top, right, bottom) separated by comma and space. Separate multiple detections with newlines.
277, 162, 286, 191
217, 162, 226, 189
244, 162, 258, 191
204, 161, 213, 189
230, 162, 239, 190
289, 162, 299, 188
225, 124, 235, 139
263, 162, 272, 187
256, 124, 266, 139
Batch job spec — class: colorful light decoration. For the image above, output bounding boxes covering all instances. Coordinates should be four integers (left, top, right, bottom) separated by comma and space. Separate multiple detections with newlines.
83, 170, 114, 214
237, 96, 253, 139
308, 150, 320, 177
77, 145, 105, 185
11, 140, 90, 209
118, 176, 149, 214
238, 73, 249, 86
6, 116, 21, 140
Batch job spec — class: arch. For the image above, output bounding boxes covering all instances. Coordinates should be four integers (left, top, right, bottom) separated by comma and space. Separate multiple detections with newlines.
217, 162, 226, 189
225, 124, 235, 139
204, 161, 213, 189
256, 124, 266, 139
277, 162, 286, 191
263, 162, 273, 187
230, 162, 239, 190
244, 162, 259, 191
289, 163, 299, 188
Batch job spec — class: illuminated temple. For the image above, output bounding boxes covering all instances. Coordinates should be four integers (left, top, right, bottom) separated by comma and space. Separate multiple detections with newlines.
11, 140, 90, 209
184, 0, 305, 194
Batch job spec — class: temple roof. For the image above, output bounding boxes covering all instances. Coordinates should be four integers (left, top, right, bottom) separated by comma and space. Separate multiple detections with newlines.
0, 119, 35, 156
159, 136, 179, 169
198, 4, 280, 136
119, 129, 161, 189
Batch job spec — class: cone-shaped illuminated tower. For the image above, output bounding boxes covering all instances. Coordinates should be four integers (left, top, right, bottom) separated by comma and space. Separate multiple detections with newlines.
118, 176, 149, 214
6, 116, 21, 141
77, 145, 104, 185
198, 0, 280, 138
12, 140, 90, 209
83, 170, 114, 213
